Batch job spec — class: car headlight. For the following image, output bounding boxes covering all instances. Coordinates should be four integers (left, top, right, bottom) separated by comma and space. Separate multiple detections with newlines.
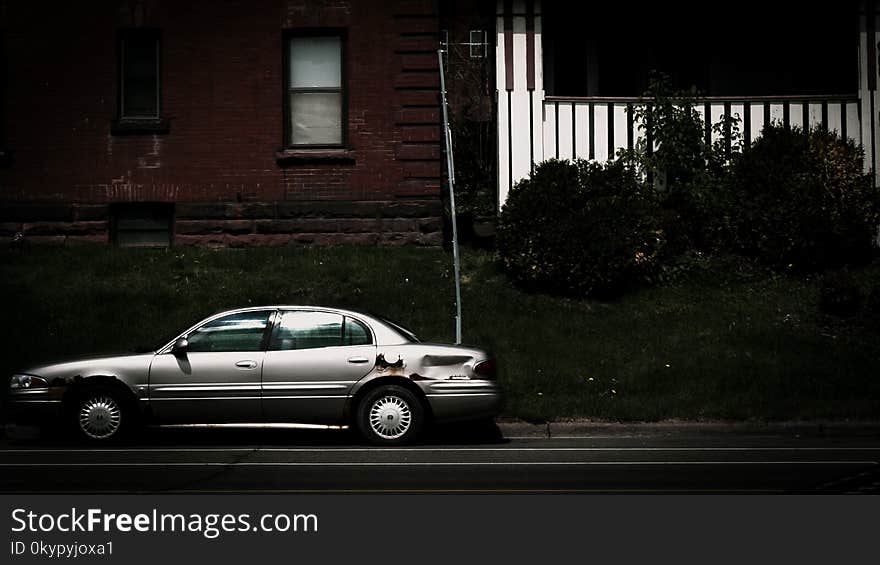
9, 374, 49, 390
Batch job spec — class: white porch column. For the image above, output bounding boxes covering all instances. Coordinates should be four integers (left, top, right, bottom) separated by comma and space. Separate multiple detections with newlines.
859, 0, 880, 183
496, 0, 544, 208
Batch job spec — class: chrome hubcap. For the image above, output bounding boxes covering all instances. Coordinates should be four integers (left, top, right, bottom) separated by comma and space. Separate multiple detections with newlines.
78, 396, 121, 440
369, 395, 412, 440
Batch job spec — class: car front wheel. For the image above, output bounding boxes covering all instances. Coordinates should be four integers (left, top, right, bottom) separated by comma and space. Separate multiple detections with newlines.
72, 387, 128, 443
356, 385, 424, 445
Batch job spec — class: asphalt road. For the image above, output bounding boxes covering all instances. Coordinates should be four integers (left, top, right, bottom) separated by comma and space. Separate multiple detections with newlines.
1, 424, 879, 493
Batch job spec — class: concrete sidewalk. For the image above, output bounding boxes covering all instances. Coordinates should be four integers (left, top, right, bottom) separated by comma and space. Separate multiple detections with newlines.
496, 419, 880, 438
7, 420, 880, 442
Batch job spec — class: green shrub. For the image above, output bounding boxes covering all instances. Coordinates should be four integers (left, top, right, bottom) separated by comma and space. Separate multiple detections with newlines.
864, 284, 880, 328
448, 118, 497, 245
726, 124, 880, 270
626, 73, 742, 255
818, 270, 864, 317
496, 159, 663, 297
658, 175, 740, 256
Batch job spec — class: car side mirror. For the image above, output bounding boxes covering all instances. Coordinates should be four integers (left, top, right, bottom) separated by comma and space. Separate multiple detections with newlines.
171, 337, 188, 356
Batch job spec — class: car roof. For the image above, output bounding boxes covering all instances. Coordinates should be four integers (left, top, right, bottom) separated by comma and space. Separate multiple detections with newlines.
214, 304, 374, 318
157, 305, 414, 353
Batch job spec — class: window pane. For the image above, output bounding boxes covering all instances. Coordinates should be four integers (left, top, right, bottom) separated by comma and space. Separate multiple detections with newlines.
122, 36, 158, 117
290, 92, 342, 145
289, 36, 341, 88
187, 311, 271, 353
273, 311, 343, 350
345, 318, 372, 346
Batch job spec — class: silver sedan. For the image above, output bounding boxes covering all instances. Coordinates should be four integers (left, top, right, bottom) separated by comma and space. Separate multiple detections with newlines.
5, 306, 501, 444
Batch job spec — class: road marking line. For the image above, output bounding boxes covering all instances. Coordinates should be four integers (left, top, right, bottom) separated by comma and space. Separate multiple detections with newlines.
0, 448, 259, 453
503, 436, 854, 440
504, 436, 652, 440
176, 488, 787, 493
0, 461, 875, 467
0, 488, 787, 494
1, 446, 879, 453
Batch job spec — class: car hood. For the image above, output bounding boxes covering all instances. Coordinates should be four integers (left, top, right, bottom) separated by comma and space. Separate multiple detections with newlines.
19, 352, 156, 383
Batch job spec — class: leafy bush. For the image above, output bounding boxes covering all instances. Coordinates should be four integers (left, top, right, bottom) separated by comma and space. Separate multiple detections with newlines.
657, 172, 739, 256
818, 270, 864, 317
496, 159, 663, 297
448, 118, 496, 237
864, 283, 880, 328
726, 124, 880, 270
626, 73, 742, 255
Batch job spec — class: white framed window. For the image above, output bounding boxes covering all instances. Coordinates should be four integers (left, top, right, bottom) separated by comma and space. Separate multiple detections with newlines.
285, 34, 345, 147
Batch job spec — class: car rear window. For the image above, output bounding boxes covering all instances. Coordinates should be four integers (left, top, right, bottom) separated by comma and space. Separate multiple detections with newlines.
375, 316, 420, 343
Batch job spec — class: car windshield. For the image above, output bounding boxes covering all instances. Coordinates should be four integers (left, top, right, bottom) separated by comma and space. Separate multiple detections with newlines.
130, 326, 188, 353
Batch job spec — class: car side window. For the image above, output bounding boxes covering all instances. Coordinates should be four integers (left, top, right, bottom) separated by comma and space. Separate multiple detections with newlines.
272, 311, 344, 351
186, 311, 272, 353
344, 317, 372, 345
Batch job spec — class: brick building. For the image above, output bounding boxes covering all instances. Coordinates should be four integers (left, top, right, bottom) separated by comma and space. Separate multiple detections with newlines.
0, 0, 450, 246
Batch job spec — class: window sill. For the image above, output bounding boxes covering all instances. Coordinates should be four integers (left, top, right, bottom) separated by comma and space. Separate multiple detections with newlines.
110, 118, 170, 135
275, 148, 356, 166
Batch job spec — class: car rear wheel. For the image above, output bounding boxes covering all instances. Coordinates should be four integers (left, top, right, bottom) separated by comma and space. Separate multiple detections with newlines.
356, 385, 424, 445
71, 386, 128, 443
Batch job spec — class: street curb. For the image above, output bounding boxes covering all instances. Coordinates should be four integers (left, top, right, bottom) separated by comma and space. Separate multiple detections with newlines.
496, 419, 880, 438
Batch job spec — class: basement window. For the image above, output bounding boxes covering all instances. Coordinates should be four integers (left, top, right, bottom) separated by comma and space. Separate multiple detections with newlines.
111, 203, 174, 247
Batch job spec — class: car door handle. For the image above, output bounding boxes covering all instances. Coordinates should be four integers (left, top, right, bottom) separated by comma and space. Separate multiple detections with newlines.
347, 356, 370, 364
235, 360, 258, 369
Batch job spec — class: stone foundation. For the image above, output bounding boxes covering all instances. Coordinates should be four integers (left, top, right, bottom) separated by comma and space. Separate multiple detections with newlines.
0, 199, 444, 247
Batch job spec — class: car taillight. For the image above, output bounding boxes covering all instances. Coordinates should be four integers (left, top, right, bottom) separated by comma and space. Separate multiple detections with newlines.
473, 358, 497, 379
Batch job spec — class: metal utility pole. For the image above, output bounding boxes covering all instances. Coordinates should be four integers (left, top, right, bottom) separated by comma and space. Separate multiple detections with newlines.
438, 47, 462, 345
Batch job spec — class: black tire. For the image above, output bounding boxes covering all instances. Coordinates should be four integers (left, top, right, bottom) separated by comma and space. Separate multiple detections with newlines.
69, 386, 131, 443
356, 385, 425, 445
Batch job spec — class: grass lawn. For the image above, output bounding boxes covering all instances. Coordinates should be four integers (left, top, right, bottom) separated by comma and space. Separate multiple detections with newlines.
1, 245, 879, 422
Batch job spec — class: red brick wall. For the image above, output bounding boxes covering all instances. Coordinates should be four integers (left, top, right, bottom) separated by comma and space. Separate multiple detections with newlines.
0, 0, 444, 245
